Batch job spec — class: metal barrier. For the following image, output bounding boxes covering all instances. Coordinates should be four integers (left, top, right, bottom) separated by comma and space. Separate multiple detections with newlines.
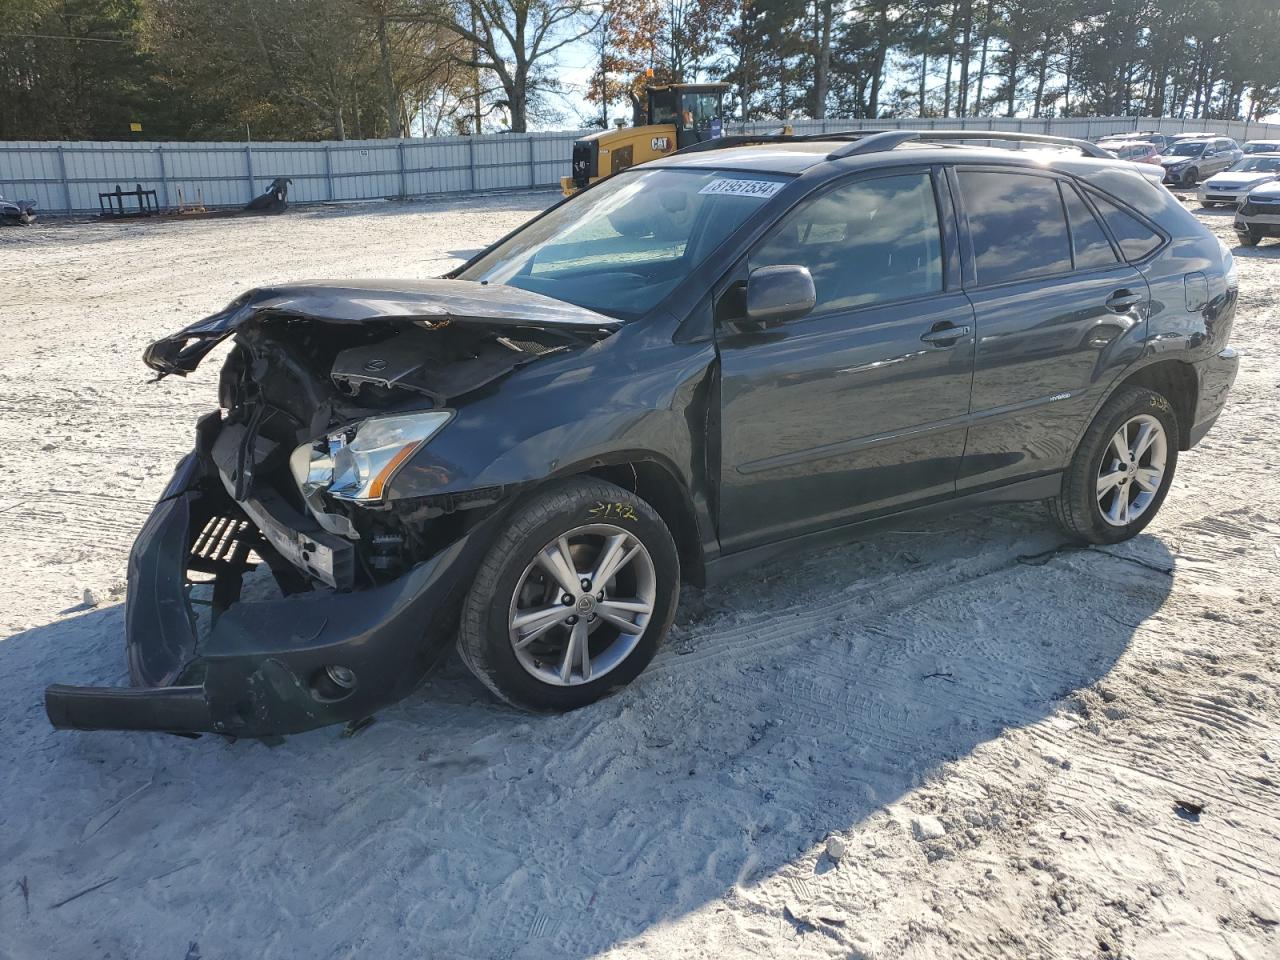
3, 116, 1278, 215
0, 132, 587, 215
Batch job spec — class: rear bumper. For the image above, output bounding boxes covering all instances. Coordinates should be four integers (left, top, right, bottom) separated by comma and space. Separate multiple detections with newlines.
46, 414, 495, 737
1188, 347, 1240, 448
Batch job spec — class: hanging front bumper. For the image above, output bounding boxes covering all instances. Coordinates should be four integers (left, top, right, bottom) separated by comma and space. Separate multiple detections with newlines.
45, 413, 495, 738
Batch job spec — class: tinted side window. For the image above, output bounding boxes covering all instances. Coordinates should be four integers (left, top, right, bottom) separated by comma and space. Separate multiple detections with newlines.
1060, 183, 1118, 270
752, 172, 943, 313
1089, 192, 1164, 261
959, 170, 1072, 285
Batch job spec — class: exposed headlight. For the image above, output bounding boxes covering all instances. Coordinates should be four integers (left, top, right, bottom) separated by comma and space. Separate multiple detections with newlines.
290, 410, 452, 504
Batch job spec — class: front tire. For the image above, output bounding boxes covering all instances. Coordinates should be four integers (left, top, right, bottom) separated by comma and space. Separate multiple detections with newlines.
1240, 228, 1262, 247
457, 477, 680, 711
1049, 386, 1180, 545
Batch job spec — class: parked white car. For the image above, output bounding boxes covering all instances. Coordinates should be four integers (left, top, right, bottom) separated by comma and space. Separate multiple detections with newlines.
1198, 154, 1280, 207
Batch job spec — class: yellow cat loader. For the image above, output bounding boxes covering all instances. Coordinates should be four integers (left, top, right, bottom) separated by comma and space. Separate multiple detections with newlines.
561, 83, 730, 196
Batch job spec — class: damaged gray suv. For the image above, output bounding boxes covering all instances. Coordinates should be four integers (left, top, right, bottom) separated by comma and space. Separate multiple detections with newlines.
47, 130, 1239, 738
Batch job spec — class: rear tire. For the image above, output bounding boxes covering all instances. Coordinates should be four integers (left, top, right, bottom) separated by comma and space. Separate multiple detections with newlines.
457, 477, 679, 711
1049, 387, 1180, 545
1199, 201, 1216, 209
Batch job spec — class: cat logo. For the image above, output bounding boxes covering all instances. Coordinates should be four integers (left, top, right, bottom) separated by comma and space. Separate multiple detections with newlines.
651, 136, 672, 152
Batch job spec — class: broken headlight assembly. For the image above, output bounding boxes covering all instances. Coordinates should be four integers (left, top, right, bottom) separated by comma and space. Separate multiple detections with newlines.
290, 410, 452, 505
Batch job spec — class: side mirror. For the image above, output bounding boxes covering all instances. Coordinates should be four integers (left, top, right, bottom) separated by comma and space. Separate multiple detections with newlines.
745, 264, 816, 326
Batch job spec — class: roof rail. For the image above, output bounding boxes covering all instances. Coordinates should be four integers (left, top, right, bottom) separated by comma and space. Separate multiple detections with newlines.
673, 127, 1114, 161
823, 130, 921, 158
672, 129, 891, 156
928, 130, 1115, 159
826, 129, 1112, 160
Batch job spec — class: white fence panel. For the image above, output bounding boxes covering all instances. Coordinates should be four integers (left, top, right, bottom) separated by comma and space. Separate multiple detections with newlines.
0, 142, 65, 212
7, 116, 1280, 216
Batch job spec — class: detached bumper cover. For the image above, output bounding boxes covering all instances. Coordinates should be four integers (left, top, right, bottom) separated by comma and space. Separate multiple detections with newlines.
46, 415, 495, 737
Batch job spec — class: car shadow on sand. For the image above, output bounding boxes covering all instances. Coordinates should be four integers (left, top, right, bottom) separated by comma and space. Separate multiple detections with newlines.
0, 505, 1174, 959
1230, 240, 1280, 257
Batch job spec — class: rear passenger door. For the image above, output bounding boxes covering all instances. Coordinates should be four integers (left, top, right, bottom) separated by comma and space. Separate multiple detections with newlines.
1220, 139, 1243, 171
954, 167, 1149, 493
1204, 140, 1229, 175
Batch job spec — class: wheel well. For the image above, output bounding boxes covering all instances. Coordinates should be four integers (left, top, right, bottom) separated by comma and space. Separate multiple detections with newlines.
586, 460, 704, 586
1117, 360, 1198, 449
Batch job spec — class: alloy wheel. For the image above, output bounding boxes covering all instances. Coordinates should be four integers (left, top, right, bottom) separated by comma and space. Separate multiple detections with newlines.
507, 523, 657, 686
1096, 414, 1168, 527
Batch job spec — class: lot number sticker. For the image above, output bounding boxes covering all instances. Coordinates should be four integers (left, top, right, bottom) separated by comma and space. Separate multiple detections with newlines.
698, 178, 785, 199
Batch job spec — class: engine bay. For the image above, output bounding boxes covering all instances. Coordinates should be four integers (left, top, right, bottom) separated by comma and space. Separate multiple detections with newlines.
210, 314, 582, 588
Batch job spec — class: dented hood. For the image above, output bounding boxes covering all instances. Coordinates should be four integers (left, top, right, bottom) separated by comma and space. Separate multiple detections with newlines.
143, 279, 621, 376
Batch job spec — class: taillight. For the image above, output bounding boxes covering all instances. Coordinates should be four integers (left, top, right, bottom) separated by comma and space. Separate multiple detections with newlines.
1219, 238, 1238, 293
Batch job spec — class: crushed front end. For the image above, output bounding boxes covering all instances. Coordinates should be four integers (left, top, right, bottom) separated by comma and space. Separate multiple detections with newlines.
45, 281, 618, 737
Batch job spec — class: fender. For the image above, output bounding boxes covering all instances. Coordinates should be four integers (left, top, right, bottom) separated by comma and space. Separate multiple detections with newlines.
384, 324, 721, 569
1067, 257, 1237, 456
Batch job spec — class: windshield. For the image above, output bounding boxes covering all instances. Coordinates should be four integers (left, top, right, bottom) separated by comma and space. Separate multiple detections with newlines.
458, 168, 791, 319
684, 91, 722, 131
1115, 144, 1149, 159
1169, 142, 1208, 157
1229, 156, 1280, 173
1245, 143, 1280, 154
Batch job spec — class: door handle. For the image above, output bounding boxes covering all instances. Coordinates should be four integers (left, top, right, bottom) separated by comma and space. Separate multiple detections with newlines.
1105, 289, 1144, 313
920, 323, 971, 346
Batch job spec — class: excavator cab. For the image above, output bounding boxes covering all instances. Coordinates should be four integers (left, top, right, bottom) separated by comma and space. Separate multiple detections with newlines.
563, 82, 729, 196
642, 83, 729, 149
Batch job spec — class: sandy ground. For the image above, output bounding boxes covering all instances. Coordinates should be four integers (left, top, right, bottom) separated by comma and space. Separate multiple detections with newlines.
1, 193, 1278, 960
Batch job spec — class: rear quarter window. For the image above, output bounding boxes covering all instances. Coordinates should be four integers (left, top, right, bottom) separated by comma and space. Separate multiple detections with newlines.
1060, 184, 1119, 270
1088, 192, 1165, 262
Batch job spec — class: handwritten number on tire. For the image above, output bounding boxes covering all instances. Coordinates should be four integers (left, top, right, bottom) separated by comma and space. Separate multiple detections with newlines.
588, 501, 637, 521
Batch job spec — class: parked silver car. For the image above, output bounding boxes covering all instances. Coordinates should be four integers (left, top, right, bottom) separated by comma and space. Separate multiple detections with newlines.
1235, 181, 1280, 246
1161, 137, 1244, 186
1198, 154, 1280, 207
1242, 139, 1280, 155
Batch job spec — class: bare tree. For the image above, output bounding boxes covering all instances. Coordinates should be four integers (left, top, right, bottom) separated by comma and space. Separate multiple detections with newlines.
425, 0, 600, 131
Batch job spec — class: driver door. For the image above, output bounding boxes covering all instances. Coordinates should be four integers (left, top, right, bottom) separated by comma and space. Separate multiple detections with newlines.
714, 168, 976, 553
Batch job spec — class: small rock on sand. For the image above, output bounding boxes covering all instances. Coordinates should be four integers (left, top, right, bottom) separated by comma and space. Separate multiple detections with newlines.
826, 835, 847, 860
911, 816, 947, 841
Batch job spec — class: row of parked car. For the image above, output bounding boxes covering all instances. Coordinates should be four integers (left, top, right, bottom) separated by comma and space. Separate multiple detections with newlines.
1097, 131, 1280, 247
